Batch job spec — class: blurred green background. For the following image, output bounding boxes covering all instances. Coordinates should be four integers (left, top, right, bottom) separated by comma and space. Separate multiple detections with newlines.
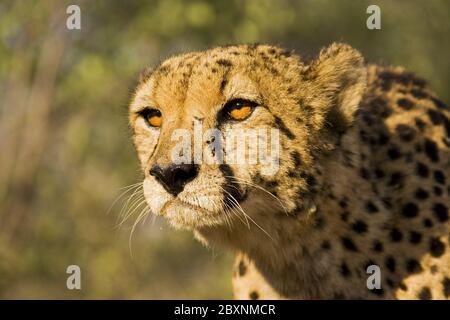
0, 0, 448, 299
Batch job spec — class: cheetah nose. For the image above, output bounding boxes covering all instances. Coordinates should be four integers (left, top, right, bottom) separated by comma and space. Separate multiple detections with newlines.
149, 164, 199, 196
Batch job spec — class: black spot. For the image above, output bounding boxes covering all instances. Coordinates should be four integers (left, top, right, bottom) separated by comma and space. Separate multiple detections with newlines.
390, 228, 403, 242
442, 277, 450, 298
374, 169, 385, 178
365, 201, 379, 214
380, 71, 418, 87
415, 143, 423, 153
433, 170, 446, 185
411, 88, 428, 99
157, 65, 170, 75
266, 180, 278, 188
341, 237, 358, 252
360, 168, 370, 180
409, 231, 422, 244
424, 138, 439, 162
416, 162, 430, 178
351, 220, 368, 234
427, 109, 445, 125
387, 147, 401, 160
388, 172, 404, 187
415, 118, 426, 131
291, 151, 302, 167
395, 124, 416, 142
313, 216, 325, 229
433, 203, 449, 222
268, 66, 279, 76
238, 260, 247, 276
418, 287, 432, 300
304, 174, 317, 187
399, 282, 408, 291
338, 198, 348, 209
216, 59, 233, 67
385, 256, 396, 272
379, 72, 394, 90
341, 211, 350, 222
378, 132, 390, 145
372, 240, 384, 252
434, 186, 443, 196
372, 97, 392, 118
359, 130, 369, 143
406, 259, 423, 274
439, 115, 450, 136
340, 262, 352, 278
415, 188, 429, 200
429, 237, 446, 257
274, 116, 295, 140
423, 218, 433, 228
401, 202, 419, 218
249, 291, 259, 300
397, 98, 414, 110
321, 240, 331, 250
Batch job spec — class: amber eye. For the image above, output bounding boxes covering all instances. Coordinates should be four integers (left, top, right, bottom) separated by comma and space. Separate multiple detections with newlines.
224, 99, 256, 121
140, 108, 162, 128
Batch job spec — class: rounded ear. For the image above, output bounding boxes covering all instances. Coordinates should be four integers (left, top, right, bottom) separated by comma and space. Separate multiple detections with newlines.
303, 43, 367, 131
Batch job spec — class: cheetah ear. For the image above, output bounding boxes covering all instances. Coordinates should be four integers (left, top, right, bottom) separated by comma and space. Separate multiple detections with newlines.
138, 67, 153, 84
304, 43, 367, 132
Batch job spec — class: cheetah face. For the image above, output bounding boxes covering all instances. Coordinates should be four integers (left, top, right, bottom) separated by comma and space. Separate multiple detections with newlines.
129, 44, 366, 230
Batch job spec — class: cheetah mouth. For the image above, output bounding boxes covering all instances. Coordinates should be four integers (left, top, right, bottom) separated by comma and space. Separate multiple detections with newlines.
168, 198, 216, 214
161, 197, 229, 229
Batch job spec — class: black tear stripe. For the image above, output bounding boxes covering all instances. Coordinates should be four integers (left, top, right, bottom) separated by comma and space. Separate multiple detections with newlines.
219, 164, 247, 209
218, 61, 232, 95
220, 71, 229, 94
274, 116, 296, 140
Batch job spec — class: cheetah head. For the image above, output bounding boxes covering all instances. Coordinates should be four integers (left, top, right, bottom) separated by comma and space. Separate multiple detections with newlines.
129, 43, 366, 233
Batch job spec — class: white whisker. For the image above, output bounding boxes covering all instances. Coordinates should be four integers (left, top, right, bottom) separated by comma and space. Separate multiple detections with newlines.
226, 175, 288, 215
107, 182, 142, 216
129, 206, 151, 258
220, 186, 273, 240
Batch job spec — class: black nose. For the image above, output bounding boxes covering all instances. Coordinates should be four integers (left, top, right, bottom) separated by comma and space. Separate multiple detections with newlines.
149, 164, 199, 196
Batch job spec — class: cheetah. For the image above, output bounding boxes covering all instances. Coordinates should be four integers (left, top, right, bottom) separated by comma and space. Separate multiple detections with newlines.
128, 43, 450, 299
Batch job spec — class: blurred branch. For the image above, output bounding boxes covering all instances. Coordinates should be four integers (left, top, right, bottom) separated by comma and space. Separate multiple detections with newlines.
0, 3, 66, 244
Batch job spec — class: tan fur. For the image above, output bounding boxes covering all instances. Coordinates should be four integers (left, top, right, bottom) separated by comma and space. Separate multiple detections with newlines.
129, 43, 450, 299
